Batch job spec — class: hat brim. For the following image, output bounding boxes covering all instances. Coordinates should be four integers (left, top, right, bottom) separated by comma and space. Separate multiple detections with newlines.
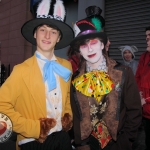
21, 18, 74, 50
70, 32, 107, 47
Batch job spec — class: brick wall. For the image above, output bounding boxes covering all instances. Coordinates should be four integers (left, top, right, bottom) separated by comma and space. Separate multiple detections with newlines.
0, 0, 33, 74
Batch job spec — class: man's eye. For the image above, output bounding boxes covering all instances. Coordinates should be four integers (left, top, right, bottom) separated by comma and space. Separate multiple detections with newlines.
51, 30, 57, 34
40, 29, 45, 31
80, 45, 87, 49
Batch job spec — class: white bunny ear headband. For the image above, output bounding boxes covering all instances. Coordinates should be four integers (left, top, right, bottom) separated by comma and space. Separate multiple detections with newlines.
37, 0, 65, 21
21, 0, 74, 50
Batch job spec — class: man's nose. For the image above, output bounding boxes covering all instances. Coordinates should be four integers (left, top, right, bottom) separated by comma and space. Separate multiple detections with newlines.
45, 31, 50, 39
88, 44, 93, 52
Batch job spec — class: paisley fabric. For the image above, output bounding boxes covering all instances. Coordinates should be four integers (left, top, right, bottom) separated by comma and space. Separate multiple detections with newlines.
72, 71, 114, 102
89, 96, 112, 149
91, 120, 112, 149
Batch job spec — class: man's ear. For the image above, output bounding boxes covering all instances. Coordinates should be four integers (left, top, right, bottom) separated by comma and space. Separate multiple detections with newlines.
101, 43, 104, 50
80, 51, 82, 56
34, 32, 37, 39
57, 36, 61, 43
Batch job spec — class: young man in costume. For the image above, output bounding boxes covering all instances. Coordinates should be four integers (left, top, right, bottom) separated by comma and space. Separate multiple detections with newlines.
0, 0, 73, 150
118, 45, 138, 75
135, 26, 150, 150
67, 5, 105, 75
70, 6, 142, 150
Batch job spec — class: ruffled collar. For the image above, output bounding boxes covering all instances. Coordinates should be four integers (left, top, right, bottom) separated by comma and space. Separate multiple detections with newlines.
86, 56, 107, 72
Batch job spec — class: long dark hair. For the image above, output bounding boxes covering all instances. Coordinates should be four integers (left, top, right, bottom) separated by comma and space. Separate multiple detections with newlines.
67, 47, 76, 58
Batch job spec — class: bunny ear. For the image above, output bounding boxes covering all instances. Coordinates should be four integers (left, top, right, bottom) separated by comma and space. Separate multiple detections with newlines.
118, 46, 125, 51
37, 0, 51, 16
131, 45, 138, 52
53, 0, 66, 21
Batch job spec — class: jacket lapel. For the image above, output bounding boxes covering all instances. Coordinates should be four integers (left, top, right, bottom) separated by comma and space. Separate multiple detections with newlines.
75, 61, 93, 140
56, 57, 67, 116
23, 55, 46, 117
103, 57, 123, 140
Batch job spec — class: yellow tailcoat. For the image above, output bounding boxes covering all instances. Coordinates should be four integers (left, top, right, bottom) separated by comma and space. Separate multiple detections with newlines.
0, 54, 72, 149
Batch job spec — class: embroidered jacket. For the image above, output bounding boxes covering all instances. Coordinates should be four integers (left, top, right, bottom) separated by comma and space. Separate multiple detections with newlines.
71, 56, 142, 150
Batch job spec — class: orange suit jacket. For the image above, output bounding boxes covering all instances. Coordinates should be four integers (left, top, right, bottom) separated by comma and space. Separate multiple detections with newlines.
0, 54, 72, 149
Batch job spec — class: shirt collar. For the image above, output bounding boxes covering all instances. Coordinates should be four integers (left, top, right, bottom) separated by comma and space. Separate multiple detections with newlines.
36, 51, 57, 61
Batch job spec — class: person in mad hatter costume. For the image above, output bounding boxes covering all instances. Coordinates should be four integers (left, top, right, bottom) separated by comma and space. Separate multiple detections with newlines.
70, 6, 142, 150
0, 0, 74, 150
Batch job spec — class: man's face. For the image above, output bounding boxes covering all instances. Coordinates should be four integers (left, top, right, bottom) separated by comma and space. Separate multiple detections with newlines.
79, 38, 104, 66
34, 25, 60, 54
123, 50, 133, 61
146, 30, 150, 52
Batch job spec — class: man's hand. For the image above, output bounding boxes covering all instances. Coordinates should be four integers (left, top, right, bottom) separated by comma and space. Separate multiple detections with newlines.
61, 113, 72, 132
140, 91, 146, 106
38, 118, 56, 143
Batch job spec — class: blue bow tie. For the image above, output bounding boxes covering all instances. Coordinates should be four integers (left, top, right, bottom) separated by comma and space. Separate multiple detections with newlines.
36, 53, 71, 92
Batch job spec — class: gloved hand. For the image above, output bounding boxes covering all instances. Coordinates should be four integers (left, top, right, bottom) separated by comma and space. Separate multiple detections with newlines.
38, 118, 56, 143
61, 113, 72, 132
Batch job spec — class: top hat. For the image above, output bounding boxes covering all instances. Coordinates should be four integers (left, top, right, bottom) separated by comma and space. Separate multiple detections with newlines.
85, 6, 105, 27
70, 6, 107, 47
21, 0, 74, 50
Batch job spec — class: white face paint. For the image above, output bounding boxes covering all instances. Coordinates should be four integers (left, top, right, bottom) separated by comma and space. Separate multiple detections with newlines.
79, 38, 104, 68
